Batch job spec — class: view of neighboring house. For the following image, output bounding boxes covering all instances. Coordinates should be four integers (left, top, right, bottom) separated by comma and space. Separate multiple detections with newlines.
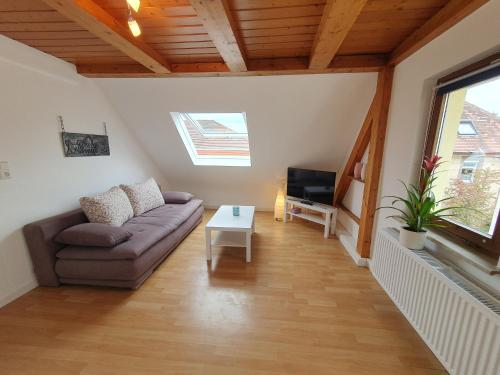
184, 117, 250, 157
170, 112, 251, 166
452, 102, 500, 181
439, 101, 500, 236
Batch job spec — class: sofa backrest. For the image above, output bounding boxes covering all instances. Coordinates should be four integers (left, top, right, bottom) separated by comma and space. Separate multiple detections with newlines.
23, 209, 88, 286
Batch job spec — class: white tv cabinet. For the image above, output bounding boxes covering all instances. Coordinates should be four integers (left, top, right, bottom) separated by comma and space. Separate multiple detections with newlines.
283, 196, 337, 238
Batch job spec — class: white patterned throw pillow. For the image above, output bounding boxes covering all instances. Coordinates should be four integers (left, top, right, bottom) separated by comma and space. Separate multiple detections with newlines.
120, 177, 164, 216
80, 187, 134, 226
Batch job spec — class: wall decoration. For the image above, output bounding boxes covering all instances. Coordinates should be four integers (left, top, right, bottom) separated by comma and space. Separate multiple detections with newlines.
62, 132, 110, 157
59, 115, 110, 157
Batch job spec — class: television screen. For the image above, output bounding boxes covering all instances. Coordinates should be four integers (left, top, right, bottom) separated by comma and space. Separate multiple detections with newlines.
287, 167, 336, 206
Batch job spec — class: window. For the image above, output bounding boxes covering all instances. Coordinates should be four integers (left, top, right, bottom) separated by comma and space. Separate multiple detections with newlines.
458, 120, 477, 135
170, 112, 251, 167
424, 53, 500, 256
459, 159, 479, 182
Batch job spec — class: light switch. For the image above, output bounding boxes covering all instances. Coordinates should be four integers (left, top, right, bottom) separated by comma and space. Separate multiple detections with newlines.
0, 161, 11, 180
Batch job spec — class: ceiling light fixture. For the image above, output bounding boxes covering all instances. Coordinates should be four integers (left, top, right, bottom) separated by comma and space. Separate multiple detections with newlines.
126, 1, 141, 38
126, 0, 140, 12
128, 14, 141, 37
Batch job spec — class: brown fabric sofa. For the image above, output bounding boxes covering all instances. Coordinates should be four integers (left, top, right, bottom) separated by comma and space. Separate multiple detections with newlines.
23, 195, 203, 289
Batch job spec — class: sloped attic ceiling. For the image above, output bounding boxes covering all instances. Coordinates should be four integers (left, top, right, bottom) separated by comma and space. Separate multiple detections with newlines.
96, 73, 376, 209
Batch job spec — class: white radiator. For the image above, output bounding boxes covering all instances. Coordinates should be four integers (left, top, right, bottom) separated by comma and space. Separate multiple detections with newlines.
370, 229, 500, 375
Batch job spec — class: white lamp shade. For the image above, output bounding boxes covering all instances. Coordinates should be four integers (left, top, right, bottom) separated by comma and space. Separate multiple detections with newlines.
274, 187, 285, 221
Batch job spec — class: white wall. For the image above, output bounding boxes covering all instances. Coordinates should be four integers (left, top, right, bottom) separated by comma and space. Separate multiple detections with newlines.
375, 0, 500, 238
0, 36, 167, 307
96, 73, 377, 210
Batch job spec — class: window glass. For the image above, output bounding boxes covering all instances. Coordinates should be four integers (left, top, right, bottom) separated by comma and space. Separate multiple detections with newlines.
170, 112, 251, 167
433, 76, 500, 237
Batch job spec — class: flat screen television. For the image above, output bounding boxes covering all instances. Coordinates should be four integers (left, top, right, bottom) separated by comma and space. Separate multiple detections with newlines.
287, 167, 336, 206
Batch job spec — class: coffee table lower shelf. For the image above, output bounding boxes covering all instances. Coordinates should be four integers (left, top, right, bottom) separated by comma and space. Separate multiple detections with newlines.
211, 231, 247, 247
206, 229, 253, 262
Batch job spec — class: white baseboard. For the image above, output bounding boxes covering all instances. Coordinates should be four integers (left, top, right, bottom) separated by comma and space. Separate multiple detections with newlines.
335, 223, 368, 267
0, 278, 38, 308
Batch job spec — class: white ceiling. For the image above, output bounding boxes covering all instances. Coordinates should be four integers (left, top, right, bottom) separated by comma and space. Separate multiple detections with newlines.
96, 73, 377, 209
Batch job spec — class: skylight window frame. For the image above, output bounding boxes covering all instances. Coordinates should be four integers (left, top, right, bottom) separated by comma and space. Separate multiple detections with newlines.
458, 120, 478, 135
170, 112, 252, 167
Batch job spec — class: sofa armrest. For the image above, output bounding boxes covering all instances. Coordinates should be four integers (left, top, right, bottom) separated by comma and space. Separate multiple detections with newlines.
162, 191, 193, 204
23, 209, 88, 287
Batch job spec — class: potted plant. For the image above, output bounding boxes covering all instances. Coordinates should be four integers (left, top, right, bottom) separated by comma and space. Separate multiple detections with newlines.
379, 155, 459, 250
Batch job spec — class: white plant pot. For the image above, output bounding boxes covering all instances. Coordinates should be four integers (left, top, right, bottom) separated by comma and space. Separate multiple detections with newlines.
399, 227, 427, 250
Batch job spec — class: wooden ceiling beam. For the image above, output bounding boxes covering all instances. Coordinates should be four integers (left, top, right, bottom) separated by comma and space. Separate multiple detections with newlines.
188, 0, 247, 72
76, 54, 386, 77
309, 0, 368, 69
41, 0, 171, 73
389, 0, 489, 66
77, 62, 229, 76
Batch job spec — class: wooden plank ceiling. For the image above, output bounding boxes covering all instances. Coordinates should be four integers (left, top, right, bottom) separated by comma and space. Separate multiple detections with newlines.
0, 0, 488, 77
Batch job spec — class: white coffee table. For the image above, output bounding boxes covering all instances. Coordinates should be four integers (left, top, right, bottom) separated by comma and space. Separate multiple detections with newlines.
205, 205, 255, 262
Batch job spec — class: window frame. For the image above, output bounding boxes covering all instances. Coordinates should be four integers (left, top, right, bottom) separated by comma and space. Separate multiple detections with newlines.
423, 52, 500, 257
170, 112, 252, 167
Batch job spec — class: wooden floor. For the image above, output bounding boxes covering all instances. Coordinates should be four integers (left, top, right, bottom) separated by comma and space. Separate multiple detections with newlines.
0, 211, 446, 375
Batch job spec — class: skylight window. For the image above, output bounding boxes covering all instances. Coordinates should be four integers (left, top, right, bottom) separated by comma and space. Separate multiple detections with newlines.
458, 120, 477, 135
170, 112, 251, 166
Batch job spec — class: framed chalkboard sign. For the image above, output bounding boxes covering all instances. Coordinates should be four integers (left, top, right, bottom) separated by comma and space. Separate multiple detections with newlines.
61, 132, 110, 157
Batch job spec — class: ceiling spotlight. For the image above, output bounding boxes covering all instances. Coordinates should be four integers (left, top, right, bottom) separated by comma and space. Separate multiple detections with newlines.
126, 0, 140, 12
128, 15, 141, 37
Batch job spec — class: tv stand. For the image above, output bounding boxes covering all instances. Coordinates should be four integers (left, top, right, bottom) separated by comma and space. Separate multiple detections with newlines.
283, 196, 337, 238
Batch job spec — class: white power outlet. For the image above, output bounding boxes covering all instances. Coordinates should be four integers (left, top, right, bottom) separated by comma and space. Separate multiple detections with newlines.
0, 161, 11, 180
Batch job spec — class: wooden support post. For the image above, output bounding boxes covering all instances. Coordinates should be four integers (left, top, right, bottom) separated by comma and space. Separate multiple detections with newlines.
334, 98, 375, 206
356, 66, 394, 258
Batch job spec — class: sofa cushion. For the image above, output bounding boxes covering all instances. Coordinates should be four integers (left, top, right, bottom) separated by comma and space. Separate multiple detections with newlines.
136, 198, 203, 229
56, 198, 203, 261
80, 187, 133, 226
55, 223, 132, 247
162, 191, 193, 204
120, 178, 164, 216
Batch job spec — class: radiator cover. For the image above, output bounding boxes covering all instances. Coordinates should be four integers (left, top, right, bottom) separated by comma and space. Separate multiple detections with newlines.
370, 229, 500, 375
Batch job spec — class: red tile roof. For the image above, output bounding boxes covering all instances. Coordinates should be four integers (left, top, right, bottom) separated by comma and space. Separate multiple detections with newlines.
183, 119, 250, 157
454, 102, 500, 155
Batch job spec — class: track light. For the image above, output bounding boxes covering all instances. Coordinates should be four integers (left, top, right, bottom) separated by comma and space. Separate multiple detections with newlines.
128, 15, 141, 37
126, 0, 140, 12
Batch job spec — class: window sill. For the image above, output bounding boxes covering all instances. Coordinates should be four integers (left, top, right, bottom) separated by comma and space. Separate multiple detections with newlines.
426, 231, 499, 275
386, 218, 498, 274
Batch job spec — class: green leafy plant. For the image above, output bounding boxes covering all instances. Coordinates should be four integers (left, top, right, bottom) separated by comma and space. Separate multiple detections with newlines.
378, 155, 461, 232
443, 168, 500, 232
